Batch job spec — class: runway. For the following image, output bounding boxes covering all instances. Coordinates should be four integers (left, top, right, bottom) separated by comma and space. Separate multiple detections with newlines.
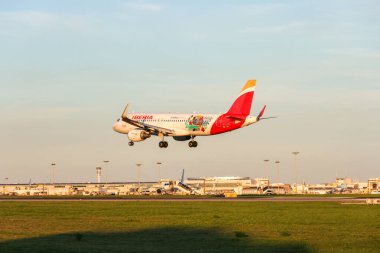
0, 197, 370, 203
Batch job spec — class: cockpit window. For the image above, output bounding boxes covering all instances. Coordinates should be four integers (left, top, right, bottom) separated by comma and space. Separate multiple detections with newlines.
117, 118, 120, 122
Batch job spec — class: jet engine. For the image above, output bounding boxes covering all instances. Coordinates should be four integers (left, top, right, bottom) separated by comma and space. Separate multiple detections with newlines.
173, 136, 191, 141
127, 129, 151, 142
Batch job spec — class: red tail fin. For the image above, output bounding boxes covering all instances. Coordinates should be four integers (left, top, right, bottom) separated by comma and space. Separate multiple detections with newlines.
226, 80, 256, 116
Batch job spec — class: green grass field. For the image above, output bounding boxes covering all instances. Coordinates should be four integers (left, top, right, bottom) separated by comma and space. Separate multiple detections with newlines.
0, 201, 379, 253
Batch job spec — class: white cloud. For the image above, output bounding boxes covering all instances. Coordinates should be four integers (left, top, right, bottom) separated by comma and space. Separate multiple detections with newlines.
324, 48, 380, 60
243, 22, 305, 35
237, 2, 285, 15
0, 11, 57, 27
0, 11, 100, 37
123, 1, 165, 12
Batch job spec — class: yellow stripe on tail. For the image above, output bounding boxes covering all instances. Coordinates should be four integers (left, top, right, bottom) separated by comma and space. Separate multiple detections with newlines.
240, 80, 256, 93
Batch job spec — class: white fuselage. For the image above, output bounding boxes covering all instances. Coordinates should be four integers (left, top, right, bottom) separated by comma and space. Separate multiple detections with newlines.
113, 113, 257, 137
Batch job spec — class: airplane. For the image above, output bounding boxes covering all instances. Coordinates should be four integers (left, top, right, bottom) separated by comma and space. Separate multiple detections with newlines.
113, 80, 272, 148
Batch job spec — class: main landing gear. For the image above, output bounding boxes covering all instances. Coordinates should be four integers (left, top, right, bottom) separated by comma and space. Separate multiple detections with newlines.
188, 136, 198, 148
158, 132, 168, 148
128, 141, 134, 146
188, 140, 198, 148
159, 141, 168, 148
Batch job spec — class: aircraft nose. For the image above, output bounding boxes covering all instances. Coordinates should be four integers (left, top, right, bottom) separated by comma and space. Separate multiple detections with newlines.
113, 120, 128, 133
113, 122, 120, 132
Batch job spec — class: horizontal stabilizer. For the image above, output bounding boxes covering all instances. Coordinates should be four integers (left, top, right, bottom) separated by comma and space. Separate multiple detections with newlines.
256, 105, 277, 121
225, 115, 247, 120
257, 105, 266, 121
259, 117, 278, 120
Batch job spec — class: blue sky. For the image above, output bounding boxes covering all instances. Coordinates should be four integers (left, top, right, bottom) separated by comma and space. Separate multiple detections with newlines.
0, 0, 379, 184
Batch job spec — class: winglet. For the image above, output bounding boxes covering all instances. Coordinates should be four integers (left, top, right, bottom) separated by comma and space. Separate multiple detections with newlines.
257, 105, 266, 121
121, 104, 129, 120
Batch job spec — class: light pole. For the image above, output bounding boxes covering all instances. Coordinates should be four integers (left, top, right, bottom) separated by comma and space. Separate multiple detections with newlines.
263, 159, 270, 185
275, 161, 280, 193
156, 162, 162, 182
291, 152, 300, 193
203, 178, 206, 195
96, 166, 102, 194
136, 163, 142, 188
51, 163, 56, 184
3, 178, 8, 195
96, 167, 102, 183
103, 160, 109, 184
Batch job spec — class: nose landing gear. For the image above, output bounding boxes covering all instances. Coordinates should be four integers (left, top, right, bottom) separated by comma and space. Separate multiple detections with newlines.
128, 141, 134, 146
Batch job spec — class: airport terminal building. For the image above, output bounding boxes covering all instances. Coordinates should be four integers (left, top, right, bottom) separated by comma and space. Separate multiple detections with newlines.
1, 177, 379, 196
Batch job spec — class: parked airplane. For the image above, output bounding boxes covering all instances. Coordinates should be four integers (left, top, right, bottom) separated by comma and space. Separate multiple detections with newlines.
113, 80, 271, 148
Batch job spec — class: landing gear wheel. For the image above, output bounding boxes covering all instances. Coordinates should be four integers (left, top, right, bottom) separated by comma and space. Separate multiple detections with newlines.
128, 141, 134, 146
159, 141, 168, 148
189, 141, 197, 148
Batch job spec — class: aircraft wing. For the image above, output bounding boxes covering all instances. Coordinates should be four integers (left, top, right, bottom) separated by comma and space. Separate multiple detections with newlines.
121, 104, 175, 135
123, 117, 175, 135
